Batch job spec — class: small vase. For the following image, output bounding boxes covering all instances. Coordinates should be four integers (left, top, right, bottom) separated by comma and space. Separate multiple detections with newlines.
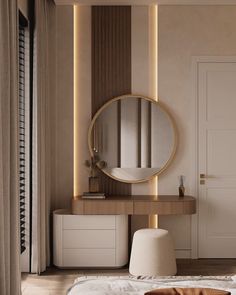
89, 176, 99, 193
178, 175, 185, 197
179, 185, 185, 197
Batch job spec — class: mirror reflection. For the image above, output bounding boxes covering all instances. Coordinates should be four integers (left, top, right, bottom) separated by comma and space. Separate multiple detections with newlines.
89, 95, 176, 183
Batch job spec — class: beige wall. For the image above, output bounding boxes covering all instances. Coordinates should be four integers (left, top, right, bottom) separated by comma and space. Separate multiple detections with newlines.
52, 4, 236, 257
51, 6, 74, 209
48, 0, 57, 212
74, 6, 92, 197
158, 5, 236, 257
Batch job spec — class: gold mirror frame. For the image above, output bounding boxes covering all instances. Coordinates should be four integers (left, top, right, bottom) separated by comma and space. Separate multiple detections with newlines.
88, 94, 178, 184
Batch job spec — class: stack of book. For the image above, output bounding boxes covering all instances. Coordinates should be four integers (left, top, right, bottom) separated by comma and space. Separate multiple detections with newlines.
81, 192, 106, 199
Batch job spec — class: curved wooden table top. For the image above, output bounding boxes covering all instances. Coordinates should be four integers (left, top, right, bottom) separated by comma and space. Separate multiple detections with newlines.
72, 195, 196, 215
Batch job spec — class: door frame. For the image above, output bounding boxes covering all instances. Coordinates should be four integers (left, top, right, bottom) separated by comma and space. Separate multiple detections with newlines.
191, 56, 236, 259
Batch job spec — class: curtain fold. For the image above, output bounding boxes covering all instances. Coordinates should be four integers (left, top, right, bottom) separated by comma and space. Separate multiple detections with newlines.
31, 0, 55, 274
0, 0, 21, 294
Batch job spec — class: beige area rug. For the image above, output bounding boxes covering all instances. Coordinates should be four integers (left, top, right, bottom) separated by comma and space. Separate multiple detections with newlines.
67, 276, 236, 295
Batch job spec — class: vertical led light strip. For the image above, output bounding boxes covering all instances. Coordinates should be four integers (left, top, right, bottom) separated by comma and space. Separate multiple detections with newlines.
73, 5, 79, 198
149, 4, 158, 228
153, 5, 158, 102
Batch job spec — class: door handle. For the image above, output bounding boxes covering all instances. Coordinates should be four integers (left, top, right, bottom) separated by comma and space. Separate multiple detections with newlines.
200, 174, 215, 179
200, 173, 206, 185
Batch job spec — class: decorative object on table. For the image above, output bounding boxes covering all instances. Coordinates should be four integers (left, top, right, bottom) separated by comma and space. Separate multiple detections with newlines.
88, 176, 100, 193
178, 175, 185, 197
81, 192, 106, 199
84, 152, 107, 193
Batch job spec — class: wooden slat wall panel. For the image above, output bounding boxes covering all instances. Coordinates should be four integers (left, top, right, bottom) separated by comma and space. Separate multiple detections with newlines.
92, 6, 131, 196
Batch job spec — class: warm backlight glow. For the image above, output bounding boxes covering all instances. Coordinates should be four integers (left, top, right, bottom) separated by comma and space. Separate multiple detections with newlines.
73, 5, 159, 216
153, 5, 158, 102
73, 6, 79, 198
149, 5, 158, 229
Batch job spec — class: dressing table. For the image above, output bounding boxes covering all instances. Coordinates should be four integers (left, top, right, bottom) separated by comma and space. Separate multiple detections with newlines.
54, 195, 195, 268
53, 95, 196, 268
72, 195, 196, 215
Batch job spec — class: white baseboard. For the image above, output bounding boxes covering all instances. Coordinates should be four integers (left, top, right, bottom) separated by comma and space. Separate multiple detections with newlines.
175, 249, 191, 259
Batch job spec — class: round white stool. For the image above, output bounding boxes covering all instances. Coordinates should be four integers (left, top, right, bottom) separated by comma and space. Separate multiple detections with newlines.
129, 228, 177, 276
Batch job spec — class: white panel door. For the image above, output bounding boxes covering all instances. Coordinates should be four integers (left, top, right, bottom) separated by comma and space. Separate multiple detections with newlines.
198, 62, 236, 258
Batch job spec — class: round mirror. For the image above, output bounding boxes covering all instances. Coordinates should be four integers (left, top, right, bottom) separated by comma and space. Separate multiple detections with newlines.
88, 95, 177, 183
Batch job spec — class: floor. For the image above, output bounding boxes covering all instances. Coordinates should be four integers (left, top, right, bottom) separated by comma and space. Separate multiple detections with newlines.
21, 259, 236, 295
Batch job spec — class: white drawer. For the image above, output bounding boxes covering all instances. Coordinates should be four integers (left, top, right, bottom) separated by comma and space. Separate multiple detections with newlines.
63, 248, 116, 267
63, 229, 116, 249
63, 215, 116, 230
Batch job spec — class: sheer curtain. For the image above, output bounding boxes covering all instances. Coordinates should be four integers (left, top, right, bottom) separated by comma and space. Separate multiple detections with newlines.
0, 0, 21, 294
31, 0, 56, 273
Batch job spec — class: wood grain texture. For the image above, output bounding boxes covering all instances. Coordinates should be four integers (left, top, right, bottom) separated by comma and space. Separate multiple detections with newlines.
92, 6, 131, 196
133, 201, 195, 215
84, 200, 133, 215
71, 199, 84, 214
72, 195, 196, 215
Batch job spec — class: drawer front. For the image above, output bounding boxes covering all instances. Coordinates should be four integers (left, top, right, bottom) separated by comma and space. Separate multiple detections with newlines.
134, 201, 184, 215
63, 229, 116, 249
84, 201, 133, 214
63, 215, 116, 230
63, 248, 116, 267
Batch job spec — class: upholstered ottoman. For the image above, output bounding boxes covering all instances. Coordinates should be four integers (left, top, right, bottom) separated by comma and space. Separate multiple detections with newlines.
129, 229, 177, 276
